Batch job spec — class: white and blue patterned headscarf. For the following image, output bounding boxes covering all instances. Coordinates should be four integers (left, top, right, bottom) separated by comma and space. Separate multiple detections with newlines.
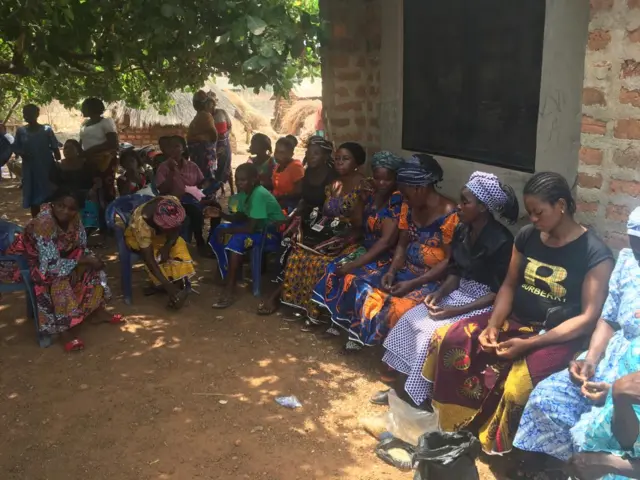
465, 171, 509, 213
628, 206, 640, 238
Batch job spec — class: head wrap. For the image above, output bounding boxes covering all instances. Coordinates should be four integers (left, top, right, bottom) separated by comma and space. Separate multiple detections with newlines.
396, 155, 442, 187
153, 198, 186, 230
465, 171, 508, 213
309, 136, 333, 152
628, 206, 640, 238
193, 90, 208, 103
371, 151, 403, 172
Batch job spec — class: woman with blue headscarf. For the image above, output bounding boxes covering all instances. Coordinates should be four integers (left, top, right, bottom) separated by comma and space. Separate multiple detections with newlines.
338, 154, 459, 352
375, 171, 519, 406
312, 151, 404, 329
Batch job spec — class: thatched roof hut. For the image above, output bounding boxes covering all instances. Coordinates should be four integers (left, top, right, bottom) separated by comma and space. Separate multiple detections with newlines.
109, 85, 237, 129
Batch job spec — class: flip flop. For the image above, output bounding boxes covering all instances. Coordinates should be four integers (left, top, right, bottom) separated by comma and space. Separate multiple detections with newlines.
110, 314, 126, 324
375, 437, 415, 471
212, 296, 234, 309
64, 338, 85, 352
340, 340, 363, 354
168, 290, 189, 310
257, 302, 278, 316
370, 389, 390, 406
322, 327, 342, 339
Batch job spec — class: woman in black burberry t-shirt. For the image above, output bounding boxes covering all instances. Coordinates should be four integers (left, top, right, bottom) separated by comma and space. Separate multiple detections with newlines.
421, 172, 614, 454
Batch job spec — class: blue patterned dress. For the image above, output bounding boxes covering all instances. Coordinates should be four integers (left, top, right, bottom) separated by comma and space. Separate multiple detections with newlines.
513, 248, 640, 462
14, 125, 58, 208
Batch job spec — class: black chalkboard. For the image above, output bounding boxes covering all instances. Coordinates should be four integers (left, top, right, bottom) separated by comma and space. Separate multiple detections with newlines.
402, 0, 545, 173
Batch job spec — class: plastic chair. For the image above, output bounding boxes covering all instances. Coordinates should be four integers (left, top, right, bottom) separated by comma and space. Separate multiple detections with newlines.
0, 220, 50, 347
105, 194, 153, 305
249, 224, 281, 297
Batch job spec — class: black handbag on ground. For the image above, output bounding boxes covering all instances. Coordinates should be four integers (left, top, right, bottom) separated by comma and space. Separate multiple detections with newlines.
413, 431, 481, 480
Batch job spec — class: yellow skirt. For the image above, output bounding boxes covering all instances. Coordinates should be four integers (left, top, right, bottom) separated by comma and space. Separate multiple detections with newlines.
124, 230, 196, 286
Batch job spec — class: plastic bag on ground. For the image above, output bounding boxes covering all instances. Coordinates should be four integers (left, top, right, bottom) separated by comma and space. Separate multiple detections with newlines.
385, 389, 439, 446
413, 430, 481, 480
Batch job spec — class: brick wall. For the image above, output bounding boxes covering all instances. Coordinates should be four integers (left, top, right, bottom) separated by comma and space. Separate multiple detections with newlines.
117, 125, 188, 147
319, 0, 381, 158
578, 0, 640, 250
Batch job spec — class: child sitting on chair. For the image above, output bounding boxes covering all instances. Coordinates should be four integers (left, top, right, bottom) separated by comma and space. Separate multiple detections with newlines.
207, 162, 285, 309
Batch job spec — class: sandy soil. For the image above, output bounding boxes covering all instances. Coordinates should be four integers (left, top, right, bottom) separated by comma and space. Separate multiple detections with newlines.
0, 178, 510, 480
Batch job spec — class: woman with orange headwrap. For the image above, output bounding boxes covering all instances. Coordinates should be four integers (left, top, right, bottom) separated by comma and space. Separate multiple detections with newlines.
124, 196, 195, 309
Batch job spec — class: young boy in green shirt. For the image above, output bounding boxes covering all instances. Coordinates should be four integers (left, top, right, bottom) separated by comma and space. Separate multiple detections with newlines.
208, 162, 286, 308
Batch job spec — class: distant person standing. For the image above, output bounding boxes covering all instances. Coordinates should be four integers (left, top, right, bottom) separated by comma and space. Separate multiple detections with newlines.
79, 97, 119, 232
13, 105, 61, 217
210, 92, 235, 195
0, 122, 14, 181
187, 90, 218, 180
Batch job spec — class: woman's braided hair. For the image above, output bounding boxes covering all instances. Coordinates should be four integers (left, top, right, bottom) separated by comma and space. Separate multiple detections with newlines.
523, 171, 576, 215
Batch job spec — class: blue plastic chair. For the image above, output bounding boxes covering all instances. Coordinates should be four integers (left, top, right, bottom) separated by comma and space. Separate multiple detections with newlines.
0, 220, 50, 347
105, 194, 153, 305
249, 224, 281, 297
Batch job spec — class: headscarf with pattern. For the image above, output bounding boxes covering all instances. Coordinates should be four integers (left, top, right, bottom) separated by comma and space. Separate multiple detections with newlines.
371, 151, 403, 172
628, 206, 640, 238
153, 197, 186, 230
396, 154, 443, 187
465, 171, 509, 213
308, 136, 334, 168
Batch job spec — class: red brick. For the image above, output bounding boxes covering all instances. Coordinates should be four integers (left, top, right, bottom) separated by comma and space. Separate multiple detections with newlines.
630, 0, 640, 8
370, 117, 380, 128
581, 115, 607, 135
331, 54, 350, 69
356, 57, 366, 68
354, 85, 367, 98
368, 86, 380, 97
606, 232, 630, 251
354, 116, 367, 127
334, 101, 363, 112
606, 203, 631, 222
614, 119, 640, 139
628, 27, 640, 43
577, 201, 599, 214
620, 87, 640, 107
610, 179, 640, 197
332, 23, 347, 39
591, 0, 614, 15
334, 86, 350, 98
621, 59, 640, 78
335, 70, 361, 81
330, 118, 351, 128
613, 149, 640, 169
578, 172, 603, 189
579, 146, 604, 165
583, 87, 607, 106
587, 30, 611, 51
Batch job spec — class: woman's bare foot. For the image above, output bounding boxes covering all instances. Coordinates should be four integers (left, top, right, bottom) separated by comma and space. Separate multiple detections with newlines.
569, 452, 633, 480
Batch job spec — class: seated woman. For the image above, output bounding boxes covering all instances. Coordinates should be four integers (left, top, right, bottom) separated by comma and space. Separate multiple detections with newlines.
187, 90, 218, 179
571, 348, 640, 480
248, 133, 276, 190
312, 151, 404, 330
272, 137, 305, 212
513, 207, 640, 473
124, 196, 194, 310
51, 139, 100, 231
257, 137, 337, 315
0, 188, 112, 351
422, 172, 614, 454
208, 163, 285, 308
339, 154, 458, 353
117, 150, 147, 196
155, 136, 209, 253
280, 142, 367, 326
377, 172, 518, 406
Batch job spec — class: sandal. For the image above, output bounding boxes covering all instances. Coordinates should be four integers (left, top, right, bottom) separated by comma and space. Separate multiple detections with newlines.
110, 314, 126, 325
168, 290, 189, 310
257, 301, 278, 316
370, 389, 390, 406
341, 340, 363, 354
212, 295, 234, 309
64, 338, 85, 352
322, 327, 342, 339
375, 437, 415, 471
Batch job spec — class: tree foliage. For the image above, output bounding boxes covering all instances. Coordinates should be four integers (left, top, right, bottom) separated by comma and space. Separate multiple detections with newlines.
0, 0, 322, 117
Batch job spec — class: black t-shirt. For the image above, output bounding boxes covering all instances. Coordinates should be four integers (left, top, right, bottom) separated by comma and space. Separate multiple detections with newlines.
448, 217, 514, 292
512, 224, 613, 325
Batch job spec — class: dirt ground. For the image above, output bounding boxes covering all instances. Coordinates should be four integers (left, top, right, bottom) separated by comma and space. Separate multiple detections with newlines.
0, 177, 506, 480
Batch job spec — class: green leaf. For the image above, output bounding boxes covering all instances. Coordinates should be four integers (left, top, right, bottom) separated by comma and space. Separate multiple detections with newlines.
246, 15, 267, 35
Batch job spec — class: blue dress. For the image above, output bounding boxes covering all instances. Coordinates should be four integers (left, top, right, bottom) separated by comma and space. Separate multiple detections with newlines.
14, 125, 58, 208
513, 248, 640, 462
